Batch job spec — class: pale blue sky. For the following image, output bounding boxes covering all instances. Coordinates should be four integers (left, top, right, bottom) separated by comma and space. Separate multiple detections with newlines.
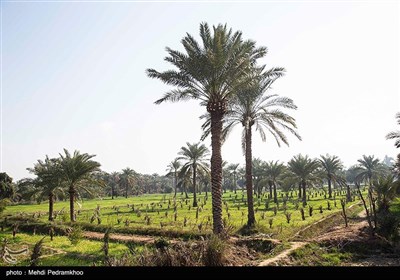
2, 1, 399, 180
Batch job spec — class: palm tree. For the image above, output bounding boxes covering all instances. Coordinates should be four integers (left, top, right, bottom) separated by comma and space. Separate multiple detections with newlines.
58, 149, 101, 222
166, 159, 181, 198
287, 154, 321, 205
386, 112, 400, 148
202, 71, 300, 226
319, 155, 344, 198
120, 168, 136, 198
108, 172, 120, 199
356, 155, 386, 186
25, 157, 66, 221
372, 174, 399, 213
177, 170, 191, 199
148, 23, 267, 234
265, 161, 286, 203
178, 142, 209, 207
227, 163, 240, 193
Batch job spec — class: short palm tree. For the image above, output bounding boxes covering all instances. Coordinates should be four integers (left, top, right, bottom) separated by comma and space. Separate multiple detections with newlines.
58, 149, 101, 222
178, 142, 209, 207
264, 161, 286, 203
227, 163, 240, 193
287, 154, 321, 205
120, 168, 136, 198
201, 71, 301, 226
166, 159, 181, 198
372, 174, 399, 212
319, 155, 344, 198
386, 112, 400, 148
108, 172, 120, 199
25, 156, 66, 221
355, 155, 386, 186
147, 23, 267, 234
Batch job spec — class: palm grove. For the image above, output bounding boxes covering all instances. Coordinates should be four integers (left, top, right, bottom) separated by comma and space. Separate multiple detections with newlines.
1, 23, 400, 238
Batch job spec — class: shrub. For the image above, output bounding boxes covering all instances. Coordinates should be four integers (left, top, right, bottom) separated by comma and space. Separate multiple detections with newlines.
285, 212, 292, 224
30, 237, 45, 267
319, 205, 323, 213
67, 226, 82, 246
202, 235, 226, 266
268, 218, 273, 229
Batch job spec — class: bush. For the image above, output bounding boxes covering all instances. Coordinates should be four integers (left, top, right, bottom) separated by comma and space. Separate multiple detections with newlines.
67, 226, 83, 245
203, 235, 226, 266
377, 212, 400, 243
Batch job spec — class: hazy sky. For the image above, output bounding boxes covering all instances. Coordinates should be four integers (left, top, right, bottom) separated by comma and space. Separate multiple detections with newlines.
1, 1, 399, 180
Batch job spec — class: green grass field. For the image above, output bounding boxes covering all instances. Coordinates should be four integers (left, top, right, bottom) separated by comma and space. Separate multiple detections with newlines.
3, 189, 360, 239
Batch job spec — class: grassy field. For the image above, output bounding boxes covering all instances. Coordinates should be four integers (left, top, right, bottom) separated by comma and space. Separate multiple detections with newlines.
3, 189, 360, 239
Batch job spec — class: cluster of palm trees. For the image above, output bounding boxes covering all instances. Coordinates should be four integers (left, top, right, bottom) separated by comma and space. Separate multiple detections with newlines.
19, 149, 101, 222
148, 23, 301, 233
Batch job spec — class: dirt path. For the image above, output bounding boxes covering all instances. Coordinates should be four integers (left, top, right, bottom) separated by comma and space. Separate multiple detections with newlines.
258, 242, 307, 266
259, 203, 365, 266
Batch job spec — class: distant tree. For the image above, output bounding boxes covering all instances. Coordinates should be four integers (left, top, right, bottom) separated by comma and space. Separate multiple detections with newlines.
120, 168, 136, 198
178, 142, 209, 207
166, 159, 181, 198
227, 163, 240, 193
355, 155, 387, 187
287, 154, 321, 205
58, 149, 102, 222
264, 161, 286, 203
319, 155, 344, 198
25, 156, 66, 221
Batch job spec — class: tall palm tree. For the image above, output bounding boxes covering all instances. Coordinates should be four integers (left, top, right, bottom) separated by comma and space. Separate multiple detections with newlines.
147, 23, 267, 234
166, 159, 181, 198
25, 157, 66, 221
386, 112, 400, 148
319, 154, 344, 198
201, 71, 300, 226
227, 163, 240, 193
178, 142, 210, 207
287, 154, 321, 205
264, 161, 286, 203
58, 149, 101, 222
120, 168, 136, 198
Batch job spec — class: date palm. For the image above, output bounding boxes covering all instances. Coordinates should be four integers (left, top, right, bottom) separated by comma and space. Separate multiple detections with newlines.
178, 142, 210, 207
386, 112, 400, 148
166, 159, 181, 198
201, 71, 300, 226
227, 163, 240, 193
58, 149, 101, 222
120, 168, 136, 198
319, 155, 344, 198
265, 161, 286, 203
355, 155, 386, 186
25, 156, 66, 221
108, 172, 120, 199
147, 23, 267, 234
287, 154, 321, 205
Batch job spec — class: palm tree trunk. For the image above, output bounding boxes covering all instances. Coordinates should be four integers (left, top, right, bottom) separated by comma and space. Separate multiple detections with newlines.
111, 184, 114, 200
268, 181, 273, 200
174, 171, 177, 198
298, 182, 302, 198
346, 184, 351, 202
328, 175, 332, 199
302, 180, 307, 205
48, 192, 54, 221
125, 185, 128, 198
245, 127, 256, 227
210, 108, 224, 235
193, 166, 198, 207
69, 185, 75, 222
233, 173, 237, 194
273, 182, 278, 204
